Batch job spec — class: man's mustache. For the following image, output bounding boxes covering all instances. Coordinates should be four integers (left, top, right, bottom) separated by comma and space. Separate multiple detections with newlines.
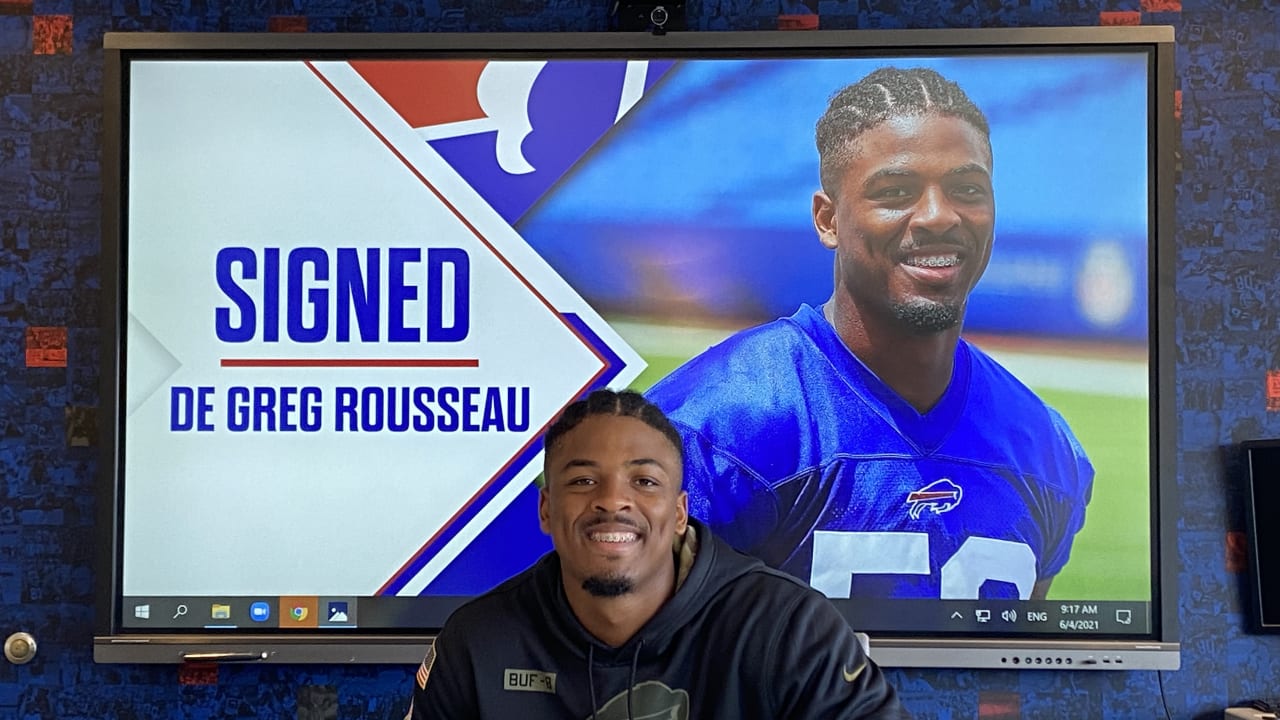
582, 514, 643, 532
901, 231, 976, 254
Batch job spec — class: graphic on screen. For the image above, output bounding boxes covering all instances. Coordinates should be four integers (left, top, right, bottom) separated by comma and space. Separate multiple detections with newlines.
120, 51, 1154, 640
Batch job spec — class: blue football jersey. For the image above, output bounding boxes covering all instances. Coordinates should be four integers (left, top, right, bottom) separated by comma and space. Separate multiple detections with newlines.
646, 304, 1094, 600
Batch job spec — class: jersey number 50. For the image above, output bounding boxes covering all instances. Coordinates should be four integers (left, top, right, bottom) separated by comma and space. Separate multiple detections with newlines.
810, 531, 1037, 599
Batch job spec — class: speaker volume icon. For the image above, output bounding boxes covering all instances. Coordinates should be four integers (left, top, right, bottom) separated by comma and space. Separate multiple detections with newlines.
1001, 610, 1018, 623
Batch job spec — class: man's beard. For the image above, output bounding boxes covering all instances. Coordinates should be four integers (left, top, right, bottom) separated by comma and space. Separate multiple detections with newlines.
893, 299, 962, 333
583, 574, 634, 598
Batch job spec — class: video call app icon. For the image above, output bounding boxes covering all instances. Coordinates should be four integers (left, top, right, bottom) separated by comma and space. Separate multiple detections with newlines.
278, 596, 318, 628
249, 601, 271, 622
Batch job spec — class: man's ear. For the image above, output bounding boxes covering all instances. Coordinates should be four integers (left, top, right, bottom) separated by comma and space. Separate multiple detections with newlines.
675, 491, 688, 536
813, 190, 838, 250
538, 486, 551, 536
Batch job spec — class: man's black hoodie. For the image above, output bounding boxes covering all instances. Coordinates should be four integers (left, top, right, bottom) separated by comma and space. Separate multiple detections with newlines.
409, 518, 909, 719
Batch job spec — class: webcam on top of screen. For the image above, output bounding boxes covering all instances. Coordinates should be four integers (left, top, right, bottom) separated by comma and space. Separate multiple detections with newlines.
610, 0, 686, 34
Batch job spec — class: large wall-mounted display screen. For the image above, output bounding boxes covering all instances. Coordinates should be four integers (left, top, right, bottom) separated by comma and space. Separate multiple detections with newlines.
97, 28, 1178, 669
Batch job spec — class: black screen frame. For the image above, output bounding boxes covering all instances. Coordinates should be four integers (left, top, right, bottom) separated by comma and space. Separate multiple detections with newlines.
95, 26, 1179, 669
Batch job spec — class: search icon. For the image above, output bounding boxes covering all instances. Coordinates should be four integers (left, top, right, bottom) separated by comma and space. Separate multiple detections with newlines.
173, 604, 188, 619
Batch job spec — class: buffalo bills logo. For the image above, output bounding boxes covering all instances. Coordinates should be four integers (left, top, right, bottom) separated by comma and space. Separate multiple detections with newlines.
905, 479, 963, 519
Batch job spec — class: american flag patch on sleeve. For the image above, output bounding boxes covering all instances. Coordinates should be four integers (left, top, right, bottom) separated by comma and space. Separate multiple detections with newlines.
416, 644, 436, 689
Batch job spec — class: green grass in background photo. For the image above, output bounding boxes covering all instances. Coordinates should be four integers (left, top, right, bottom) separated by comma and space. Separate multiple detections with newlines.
1035, 388, 1150, 601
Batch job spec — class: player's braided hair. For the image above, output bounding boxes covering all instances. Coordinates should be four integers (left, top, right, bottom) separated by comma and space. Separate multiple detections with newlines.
815, 66, 991, 196
543, 389, 684, 465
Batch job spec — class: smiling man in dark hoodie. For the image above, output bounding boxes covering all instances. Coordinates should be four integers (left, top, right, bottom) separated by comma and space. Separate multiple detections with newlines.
407, 389, 909, 719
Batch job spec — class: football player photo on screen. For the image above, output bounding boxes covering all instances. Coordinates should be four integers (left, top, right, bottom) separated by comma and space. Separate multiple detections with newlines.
645, 66, 1098, 602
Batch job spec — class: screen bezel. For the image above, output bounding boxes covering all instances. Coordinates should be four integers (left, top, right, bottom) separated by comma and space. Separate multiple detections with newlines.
95, 26, 1179, 668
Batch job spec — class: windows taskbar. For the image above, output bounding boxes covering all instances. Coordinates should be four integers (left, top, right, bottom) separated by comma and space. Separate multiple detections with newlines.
121, 595, 1152, 637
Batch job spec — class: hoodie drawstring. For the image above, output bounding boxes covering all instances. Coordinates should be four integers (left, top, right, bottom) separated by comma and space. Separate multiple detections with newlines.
626, 639, 643, 720
588, 644, 599, 720
586, 639, 643, 720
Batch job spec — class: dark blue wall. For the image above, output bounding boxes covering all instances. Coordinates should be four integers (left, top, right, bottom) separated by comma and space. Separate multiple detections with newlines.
1, 1, 1278, 717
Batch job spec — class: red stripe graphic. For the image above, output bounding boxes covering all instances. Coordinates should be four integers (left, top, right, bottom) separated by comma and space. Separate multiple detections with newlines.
220, 358, 479, 368
907, 491, 958, 501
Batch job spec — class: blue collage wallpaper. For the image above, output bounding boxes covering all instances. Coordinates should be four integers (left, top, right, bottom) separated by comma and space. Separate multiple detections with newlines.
2, 0, 1280, 718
